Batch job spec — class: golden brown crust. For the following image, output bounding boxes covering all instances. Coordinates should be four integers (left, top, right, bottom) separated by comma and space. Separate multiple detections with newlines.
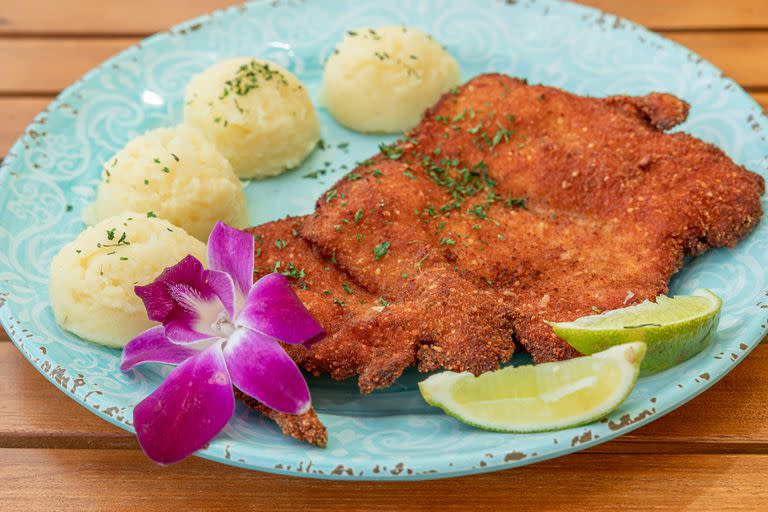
300, 73, 763, 363
234, 388, 327, 448
243, 74, 764, 443
248, 219, 516, 393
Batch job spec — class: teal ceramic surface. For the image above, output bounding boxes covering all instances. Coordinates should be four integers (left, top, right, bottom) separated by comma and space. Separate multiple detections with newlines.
1, 0, 766, 480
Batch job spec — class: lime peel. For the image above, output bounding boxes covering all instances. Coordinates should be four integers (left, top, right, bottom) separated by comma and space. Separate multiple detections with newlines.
550, 289, 721, 375
418, 342, 646, 433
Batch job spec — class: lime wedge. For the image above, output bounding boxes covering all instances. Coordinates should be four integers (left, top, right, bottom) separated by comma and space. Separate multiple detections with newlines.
419, 342, 646, 433
549, 289, 721, 375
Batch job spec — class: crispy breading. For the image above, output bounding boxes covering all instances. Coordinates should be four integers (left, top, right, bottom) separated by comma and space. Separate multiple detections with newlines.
302, 74, 763, 363
241, 74, 764, 441
248, 218, 515, 393
234, 388, 327, 447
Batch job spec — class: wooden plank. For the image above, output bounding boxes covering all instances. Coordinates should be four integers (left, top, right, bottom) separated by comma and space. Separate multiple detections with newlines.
0, 0, 239, 36
0, 0, 765, 35
0, 38, 138, 94
667, 32, 768, 88
0, 450, 767, 511
752, 92, 768, 111
0, 343, 135, 448
0, 33, 767, 95
2, 339, 768, 451
584, 0, 768, 30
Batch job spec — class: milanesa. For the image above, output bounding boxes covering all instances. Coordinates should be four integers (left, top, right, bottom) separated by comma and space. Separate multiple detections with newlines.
243, 74, 765, 445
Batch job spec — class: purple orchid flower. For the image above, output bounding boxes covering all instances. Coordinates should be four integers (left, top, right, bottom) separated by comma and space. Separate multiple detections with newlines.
120, 222, 325, 465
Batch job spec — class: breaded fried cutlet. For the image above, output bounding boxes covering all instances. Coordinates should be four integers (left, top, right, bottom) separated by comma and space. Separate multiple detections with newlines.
243, 74, 764, 443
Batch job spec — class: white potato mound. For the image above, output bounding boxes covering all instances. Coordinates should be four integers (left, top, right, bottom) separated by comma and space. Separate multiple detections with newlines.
184, 58, 320, 179
50, 213, 206, 348
321, 26, 461, 133
83, 125, 248, 241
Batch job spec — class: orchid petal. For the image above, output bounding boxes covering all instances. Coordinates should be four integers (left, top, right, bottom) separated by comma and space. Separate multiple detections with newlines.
207, 222, 254, 309
204, 269, 236, 319
237, 273, 326, 347
133, 342, 234, 465
120, 326, 199, 372
135, 255, 202, 323
135, 255, 234, 344
224, 327, 310, 415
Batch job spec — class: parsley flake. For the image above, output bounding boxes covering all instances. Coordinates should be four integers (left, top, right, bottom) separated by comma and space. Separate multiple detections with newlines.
373, 241, 390, 260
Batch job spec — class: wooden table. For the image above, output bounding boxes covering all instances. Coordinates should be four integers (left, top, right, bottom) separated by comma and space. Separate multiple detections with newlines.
1, 1, 766, 510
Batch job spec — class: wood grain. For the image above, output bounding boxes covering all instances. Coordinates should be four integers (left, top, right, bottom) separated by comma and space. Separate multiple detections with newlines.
584, 0, 768, 30
0, 0, 765, 35
0, 38, 138, 94
0, 344, 134, 448
1, 449, 767, 511
0, 33, 767, 95
2, 339, 768, 452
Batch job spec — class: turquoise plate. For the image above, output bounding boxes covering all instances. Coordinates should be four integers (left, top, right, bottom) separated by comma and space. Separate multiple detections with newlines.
1, 0, 766, 480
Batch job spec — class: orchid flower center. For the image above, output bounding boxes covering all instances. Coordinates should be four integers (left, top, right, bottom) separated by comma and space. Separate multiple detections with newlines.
211, 311, 235, 339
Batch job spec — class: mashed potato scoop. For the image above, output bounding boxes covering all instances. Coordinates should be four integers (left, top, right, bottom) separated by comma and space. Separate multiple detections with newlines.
84, 125, 248, 241
184, 58, 320, 179
321, 26, 460, 133
50, 214, 206, 348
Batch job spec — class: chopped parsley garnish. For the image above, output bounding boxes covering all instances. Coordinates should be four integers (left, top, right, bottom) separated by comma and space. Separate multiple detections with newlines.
379, 297, 391, 307
334, 299, 346, 307
347, 172, 362, 181
303, 169, 327, 179
325, 189, 338, 203
153, 158, 160, 164
342, 283, 353, 294
101, 230, 129, 248
415, 254, 428, 273
504, 197, 526, 209
379, 143, 403, 160
219, 60, 287, 99
467, 204, 489, 219
403, 170, 417, 179
171, 153, 180, 162
146, 211, 157, 218
280, 262, 305, 280
373, 241, 390, 260
354, 208, 364, 223
275, 239, 287, 250
623, 323, 662, 329
440, 237, 456, 246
